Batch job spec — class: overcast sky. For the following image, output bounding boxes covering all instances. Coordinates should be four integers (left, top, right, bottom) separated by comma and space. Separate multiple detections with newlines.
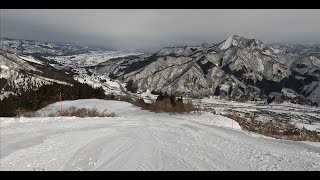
1, 9, 320, 51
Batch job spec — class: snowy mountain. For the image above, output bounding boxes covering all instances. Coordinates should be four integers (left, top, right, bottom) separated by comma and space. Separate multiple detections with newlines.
0, 49, 72, 100
93, 35, 320, 106
1, 36, 319, 171
1, 36, 320, 106
271, 43, 320, 58
0, 37, 142, 98
0, 37, 106, 56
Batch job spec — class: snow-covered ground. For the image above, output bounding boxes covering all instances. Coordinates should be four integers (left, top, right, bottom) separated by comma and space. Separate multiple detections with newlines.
43, 50, 141, 96
191, 97, 320, 133
0, 65, 9, 70
18, 55, 44, 65
1, 99, 320, 171
45, 51, 140, 68
137, 90, 158, 103
74, 74, 125, 95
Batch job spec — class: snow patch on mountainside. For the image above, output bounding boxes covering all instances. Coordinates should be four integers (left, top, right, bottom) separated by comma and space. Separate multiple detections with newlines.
45, 51, 141, 68
18, 55, 44, 65
0, 64, 9, 70
74, 74, 124, 95
219, 36, 236, 50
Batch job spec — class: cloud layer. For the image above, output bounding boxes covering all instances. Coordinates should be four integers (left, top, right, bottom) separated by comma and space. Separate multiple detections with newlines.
1, 9, 320, 50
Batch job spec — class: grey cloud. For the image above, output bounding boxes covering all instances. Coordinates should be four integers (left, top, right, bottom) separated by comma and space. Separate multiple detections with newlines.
1, 9, 320, 50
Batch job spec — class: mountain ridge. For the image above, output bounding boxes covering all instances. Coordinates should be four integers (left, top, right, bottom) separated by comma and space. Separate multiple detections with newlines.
1, 35, 320, 106
93, 35, 320, 106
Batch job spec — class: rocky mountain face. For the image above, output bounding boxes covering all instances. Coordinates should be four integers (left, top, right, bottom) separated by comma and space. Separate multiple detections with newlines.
94, 35, 320, 106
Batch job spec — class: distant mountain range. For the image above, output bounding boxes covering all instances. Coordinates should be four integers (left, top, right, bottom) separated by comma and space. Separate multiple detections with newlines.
0, 37, 107, 56
1, 36, 320, 106
94, 35, 320, 106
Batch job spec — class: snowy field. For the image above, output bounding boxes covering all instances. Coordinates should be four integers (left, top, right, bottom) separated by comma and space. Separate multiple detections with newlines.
1, 99, 320, 171
74, 74, 126, 95
45, 51, 140, 68
191, 97, 320, 133
43, 50, 141, 95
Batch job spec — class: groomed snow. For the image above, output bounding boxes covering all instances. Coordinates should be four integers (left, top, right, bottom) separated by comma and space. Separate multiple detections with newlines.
1, 99, 320, 171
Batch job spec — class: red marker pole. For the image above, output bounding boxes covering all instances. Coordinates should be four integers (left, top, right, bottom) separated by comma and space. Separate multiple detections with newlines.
232, 112, 234, 129
60, 92, 62, 115
232, 117, 234, 129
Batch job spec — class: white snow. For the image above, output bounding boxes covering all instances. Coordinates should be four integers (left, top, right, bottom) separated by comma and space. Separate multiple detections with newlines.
0, 64, 9, 70
220, 84, 231, 93
33, 75, 71, 86
18, 55, 44, 65
74, 74, 124, 95
295, 123, 320, 133
45, 51, 140, 69
219, 36, 235, 50
262, 49, 275, 57
43, 51, 140, 96
1, 99, 320, 171
0, 91, 15, 100
191, 97, 320, 133
138, 90, 158, 103
281, 88, 297, 98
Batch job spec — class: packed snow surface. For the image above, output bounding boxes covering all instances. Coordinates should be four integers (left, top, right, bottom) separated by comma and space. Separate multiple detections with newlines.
1, 99, 320, 171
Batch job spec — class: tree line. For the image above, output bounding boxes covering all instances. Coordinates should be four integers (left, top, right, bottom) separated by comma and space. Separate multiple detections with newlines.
0, 82, 105, 117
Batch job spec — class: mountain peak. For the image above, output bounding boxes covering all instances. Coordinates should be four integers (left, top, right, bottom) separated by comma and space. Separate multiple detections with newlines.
218, 35, 242, 50
218, 35, 272, 53
230, 34, 240, 39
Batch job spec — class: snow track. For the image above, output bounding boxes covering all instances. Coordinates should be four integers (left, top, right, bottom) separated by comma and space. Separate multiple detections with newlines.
1, 99, 320, 171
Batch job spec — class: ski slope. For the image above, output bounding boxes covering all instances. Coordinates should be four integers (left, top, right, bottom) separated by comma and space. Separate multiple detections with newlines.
1, 99, 320, 171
